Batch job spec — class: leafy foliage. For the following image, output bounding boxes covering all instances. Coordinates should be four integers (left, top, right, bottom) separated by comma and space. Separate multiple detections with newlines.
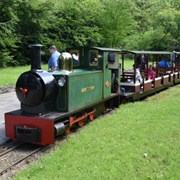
97, 0, 134, 48
0, 0, 19, 67
129, 0, 180, 51
53, 0, 103, 47
1, 0, 180, 67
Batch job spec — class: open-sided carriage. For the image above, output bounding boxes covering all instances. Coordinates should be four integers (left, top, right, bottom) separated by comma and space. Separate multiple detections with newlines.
119, 50, 180, 102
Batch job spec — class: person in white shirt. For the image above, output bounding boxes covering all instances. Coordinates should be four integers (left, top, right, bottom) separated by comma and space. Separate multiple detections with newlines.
133, 64, 142, 83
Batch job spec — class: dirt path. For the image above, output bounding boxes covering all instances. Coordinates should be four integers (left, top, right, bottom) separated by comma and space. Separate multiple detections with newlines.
0, 85, 15, 94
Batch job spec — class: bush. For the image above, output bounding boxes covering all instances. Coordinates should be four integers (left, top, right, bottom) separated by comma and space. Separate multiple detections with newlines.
0, 51, 13, 67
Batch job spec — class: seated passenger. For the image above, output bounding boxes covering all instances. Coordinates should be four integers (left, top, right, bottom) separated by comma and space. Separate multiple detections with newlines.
133, 64, 143, 84
158, 57, 171, 68
148, 65, 156, 80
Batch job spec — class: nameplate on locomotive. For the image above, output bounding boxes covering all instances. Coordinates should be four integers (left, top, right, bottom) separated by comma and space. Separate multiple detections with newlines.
81, 86, 94, 92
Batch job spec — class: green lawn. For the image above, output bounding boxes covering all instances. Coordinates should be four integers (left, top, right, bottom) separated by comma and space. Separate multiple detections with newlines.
0, 64, 48, 86
12, 85, 180, 180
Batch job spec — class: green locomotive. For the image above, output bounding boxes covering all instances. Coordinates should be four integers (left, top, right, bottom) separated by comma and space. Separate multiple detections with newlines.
5, 45, 121, 145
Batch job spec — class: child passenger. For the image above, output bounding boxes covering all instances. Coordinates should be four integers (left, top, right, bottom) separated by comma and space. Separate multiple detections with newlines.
148, 65, 156, 80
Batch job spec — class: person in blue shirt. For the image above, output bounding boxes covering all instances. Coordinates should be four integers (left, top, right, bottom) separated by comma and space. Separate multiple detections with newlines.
158, 57, 171, 68
48, 45, 61, 71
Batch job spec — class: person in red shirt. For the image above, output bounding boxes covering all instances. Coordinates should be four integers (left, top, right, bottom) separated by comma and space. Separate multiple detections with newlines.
148, 65, 156, 80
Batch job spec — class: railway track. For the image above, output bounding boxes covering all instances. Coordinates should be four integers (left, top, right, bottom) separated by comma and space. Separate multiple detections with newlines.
0, 110, 114, 179
0, 134, 67, 179
0, 141, 42, 176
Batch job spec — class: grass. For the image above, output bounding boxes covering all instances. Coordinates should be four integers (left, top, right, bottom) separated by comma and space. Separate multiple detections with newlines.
0, 64, 48, 86
121, 58, 134, 69
12, 85, 180, 180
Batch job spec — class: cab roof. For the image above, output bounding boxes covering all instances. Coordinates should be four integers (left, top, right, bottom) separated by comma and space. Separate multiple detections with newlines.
91, 47, 121, 52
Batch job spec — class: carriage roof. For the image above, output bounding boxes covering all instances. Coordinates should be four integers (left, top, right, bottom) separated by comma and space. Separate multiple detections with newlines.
120, 50, 172, 55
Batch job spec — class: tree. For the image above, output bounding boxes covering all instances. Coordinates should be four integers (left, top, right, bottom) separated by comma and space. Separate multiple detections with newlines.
54, 0, 103, 48
0, 0, 19, 67
14, 0, 56, 65
128, 0, 180, 51
97, 0, 134, 48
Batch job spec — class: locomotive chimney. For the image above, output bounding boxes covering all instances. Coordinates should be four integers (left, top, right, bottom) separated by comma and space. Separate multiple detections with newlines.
29, 43, 42, 70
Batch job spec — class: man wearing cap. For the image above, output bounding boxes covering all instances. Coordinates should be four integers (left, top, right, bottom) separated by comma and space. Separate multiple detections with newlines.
48, 45, 61, 71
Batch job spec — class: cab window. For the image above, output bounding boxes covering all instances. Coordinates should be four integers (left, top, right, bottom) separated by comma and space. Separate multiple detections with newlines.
89, 50, 98, 66
69, 50, 79, 66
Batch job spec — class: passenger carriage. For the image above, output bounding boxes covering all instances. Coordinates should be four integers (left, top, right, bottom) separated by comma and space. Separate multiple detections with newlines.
119, 50, 180, 102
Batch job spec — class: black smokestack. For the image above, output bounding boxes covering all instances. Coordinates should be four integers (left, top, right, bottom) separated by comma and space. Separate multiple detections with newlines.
29, 43, 42, 70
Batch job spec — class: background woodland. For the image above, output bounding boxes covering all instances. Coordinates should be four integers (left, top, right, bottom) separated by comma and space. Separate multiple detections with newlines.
0, 0, 180, 67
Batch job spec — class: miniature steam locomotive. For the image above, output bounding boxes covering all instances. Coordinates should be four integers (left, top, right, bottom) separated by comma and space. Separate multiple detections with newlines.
5, 44, 121, 145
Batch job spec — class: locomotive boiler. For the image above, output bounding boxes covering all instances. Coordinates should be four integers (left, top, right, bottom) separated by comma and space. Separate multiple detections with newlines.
5, 44, 121, 145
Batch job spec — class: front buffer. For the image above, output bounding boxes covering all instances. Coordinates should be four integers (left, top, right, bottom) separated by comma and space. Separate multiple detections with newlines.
5, 110, 55, 145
